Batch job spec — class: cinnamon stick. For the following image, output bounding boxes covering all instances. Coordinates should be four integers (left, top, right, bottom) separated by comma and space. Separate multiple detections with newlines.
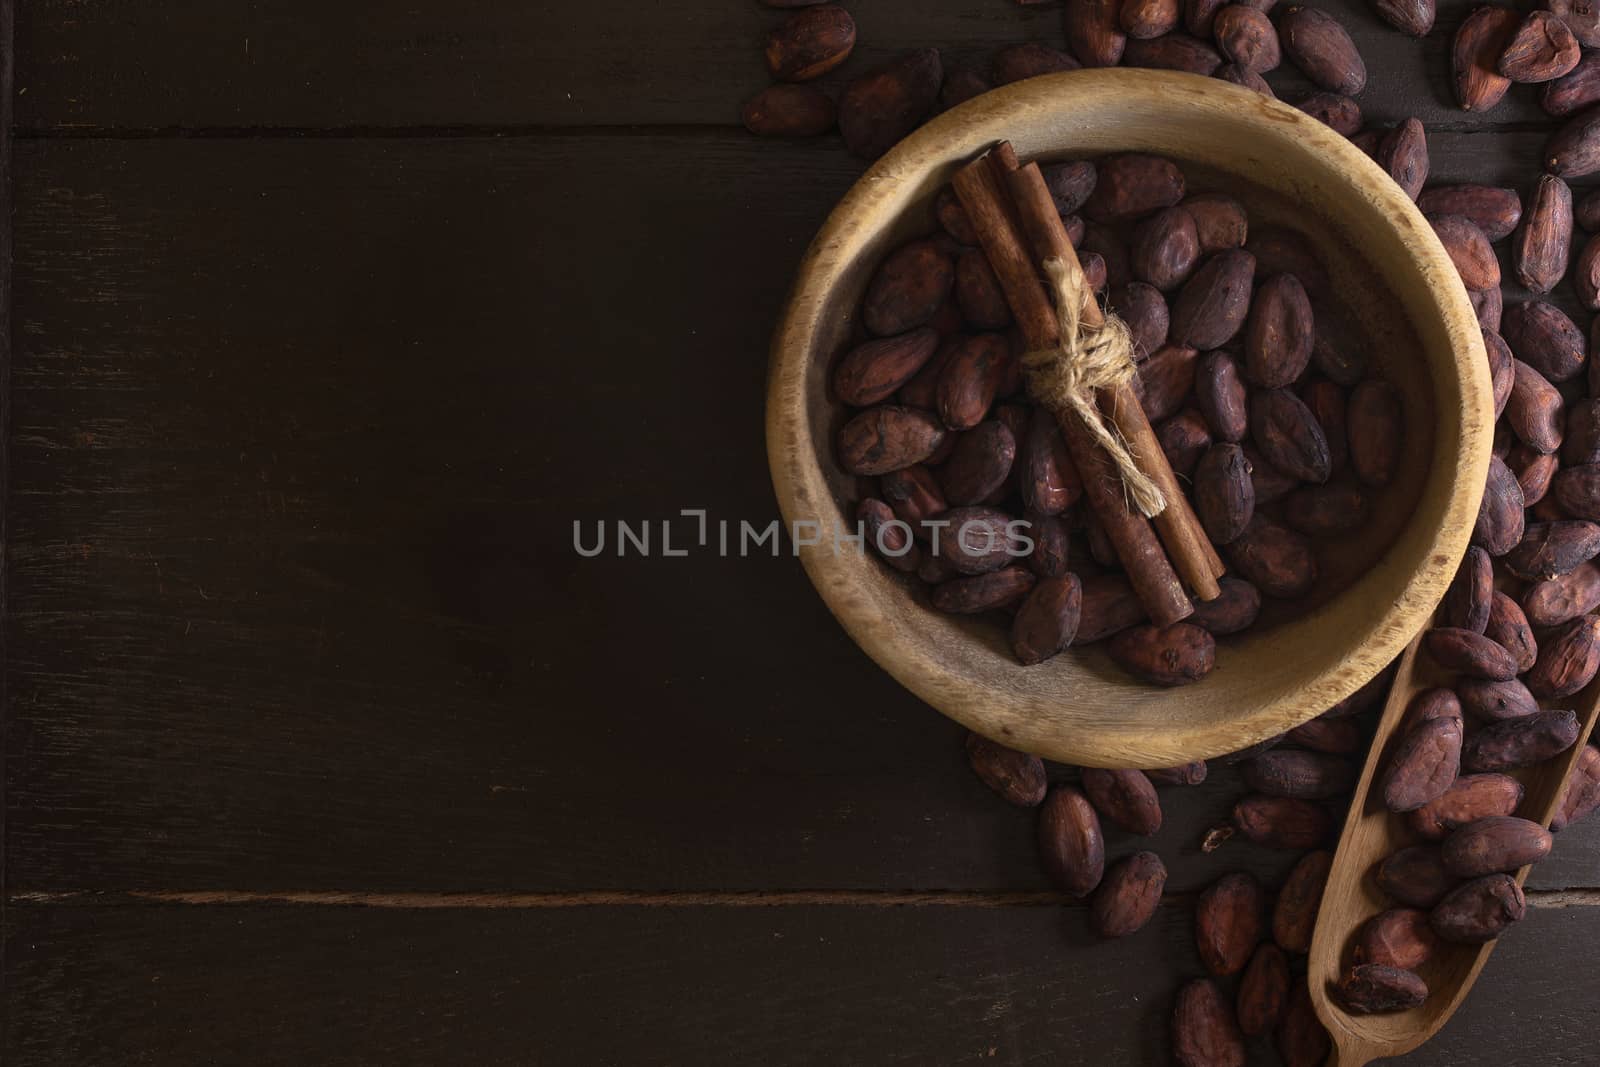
951, 155, 1194, 629
990, 143, 1225, 599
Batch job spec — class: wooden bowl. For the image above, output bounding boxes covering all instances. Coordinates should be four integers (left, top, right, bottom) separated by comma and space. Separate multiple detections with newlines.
765, 70, 1492, 768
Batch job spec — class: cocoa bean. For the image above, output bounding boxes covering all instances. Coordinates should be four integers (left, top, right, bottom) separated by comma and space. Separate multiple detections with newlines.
1378, 118, 1429, 200
858, 498, 921, 573
1576, 233, 1600, 309
989, 42, 1080, 85
1108, 622, 1216, 685
1507, 360, 1564, 454
1474, 454, 1528, 556
1158, 409, 1214, 477
1503, 299, 1584, 382
1553, 462, 1600, 521
1042, 160, 1099, 216
1475, 286, 1506, 336
1196, 351, 1249, 442
1189, 576, 1262, 634
1147, 760, 1210, 785
881, 464, 948, 527
1136, 343, 1201, 422
1301, 379, 1349, 472
1504, 519, 1600, 580
1215, 63, 1275, 95
839, 48, 943, 160
838, 405, 947, 476
1124, 31, 1224, 73
1275, 982, 1331, 1067
1382, 714, 1464, 813
1526, 614, 1600, 697
1113, 281, 1171, 357
1022, 409, 1082, 515
863, 239, 956, 338
1418, 184, 1523, 241
1517, 175, 1575, 295
953, 249, 1011, 330
1378, 844, 1461, 908
935, 506, 1029, 575
1026, 511, 1072, 578
1425, 627, 1520, 680
1183, 194, 1249, 253
1403, 687, 1464, 732
1012, 574, 1084, 664
1546, 103, 1600, 177
1346, 379, 1402, 487
1232, 795, 1333, 848
932, 565, 1036, 613
1463, 708, 1583, 770
937, 333, 1012, 430
1509, 442, 1559, 504
833, 327, 941, 407
897, 333, 960, 410
1272, 849, 1332, 952
1280, 6, 1366, 94
1374, 0, 1436, 34
917, 551, 958, 585
1443, 815, 1553, 876
939, 66, 993, 111
1084, 153, 1186, 222
1243, 274, 1314, 388
1444, 546, 1494, 632
1338, 965, 1429, 1014
1173, 978, 1246, 1067
1077, 574, 1149, 641
940, 421, 1016, 506
1132, 206, 1202, 291
1081, 222, 1133, 288
765, 4, 856, 81
1457, 677, 1540, 721
934, 187, 979, 246
1214, 5, 1280, 71
1082, 766, 1164, 834
1523, 559, 1600, 625
1172, 249, 1256, 349
1186, 0, 1228, 37
1066, 0, 1129, 67
1455, 6, 1519, 111
1551, 744, 1600, 830
1121, 0, 1182, 38
1237, 943, 1289, 1036
1251, 387, 1331, 484
1546, 51, 1600, 119
1355, 909, 1440, 972
1409, 773, 1525, 839
1194, 443, 1256, 544
1196, 872, 1263, 976
1297, 91, 1363, 134
1430, 873, 1527, 943
1081, 251, 1111, 295
1286, 715, 1364, 754
965, 732, 1049, 806
1499, 10, 1581, 82
1038, 785, 1106, 895
1242, 749, 1356, 799
1430, 214, 1501, 289
1546, 0, 1600, 45
1580, 186, 1600, 229
1245, 227, 1329, 296
1484, 329, 1514, 417
1226, 514, 1317, 598
1312, 329, 1366, 386
742, 83, 838, 137
1091, 850, 1168, 937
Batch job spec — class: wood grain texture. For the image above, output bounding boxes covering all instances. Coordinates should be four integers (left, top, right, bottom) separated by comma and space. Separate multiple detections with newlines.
5, 0, 1570, 131
3, 901, 1598, 1066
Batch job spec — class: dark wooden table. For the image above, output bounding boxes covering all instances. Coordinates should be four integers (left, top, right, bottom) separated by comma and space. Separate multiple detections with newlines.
3, 2, 1599, 1063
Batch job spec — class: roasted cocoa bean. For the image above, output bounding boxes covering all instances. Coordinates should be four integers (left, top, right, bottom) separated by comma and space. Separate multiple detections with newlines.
862, 238, 956, 337
1215, 63, 1274, 96
838, 405, 947, 475
1077, 574, 1149, 641
881, 464, 947, 527
1473, 454, 1527, 555
1123, 29, 1224, 72
1173, 978, 1246, 1067
764, 4, 856, 81
1346, 380, 1402, 487
1463, 708, 1583, 770
1443, 546, 1494, 632
1382, 714, 1464, 813
1186, 0, 1228, 36
833, 327, 941, 407
1476, 286, 1506, 337
1131, 206, 1202, 291
1158, 409, 1214, 477
932, 565, 1036, 613
1272, 849, 1331, 952
1378, 844, 1460, 908
1082, 766, 1164, 834
1171, 249, 1256, 349
1418, 184, 1523, 241
1577, 234, 1600, 309
1485, 328, 1514, 416
1443, 815, 1553, 876
742, 83, 838, 137
1355, 908, 1441, 971
1237, 943, 1289, 1036
1499, 10, 1581, 82
1545, 50, 1600, 117
1525, 614, 1600, 697
1232, 794, 1334, 848
1431, 214, 1501, 289
953, 249, 1011, 330
1374, 0, 1435, 35
1121, 0, 1182, 38
1455, 6, 1519, 111
1196, 351, 1249, 442
1183, 194, 1249, 253
1504, 519, 1600, 580
1546, 0, 1600, 45
1251, 388, 1331, 484
1066, 0, 1129, 67
1108, 622, 1216, 685
838, 48, 944, 160
1409, 773, 1525, 839
1515, 176, 1574, 293
937, 333, 1012, 430
965, 732, 1049, 806
1242, 749, 1356, 799
1508, 360, 1564, 453
1189, 576, 1262, 634
1280, 5, 1367, 94
1026, 511, 1072, 578
1492, 592, 1542, 672
1244, 273, 1314, 388
1214, 4, 1280, 72
1082, 223, 1133, 289
1042, 160, 1099, 216
939, 66, 993, 110
1503, 299, 1584, 382
1424, 627, 1520, 680
1286, 714, 1364, 754
940, 420, 1017, 505
1430, 874, 1526, 943
1194, 443, 1256, 544
1523, 560, 1600, 625
1114, 281, 1171, 357
1022, 407, 1082, 515
1553, 462, 1600, 520
1276, 981, 1332, 1067
1457, 677, 1540, 721
1509, 442, 1559, 504
1300, 379, 1349, 473
1012, 574, 1084, 664
1226, 514, 1317, 598
1196, 872, 1263, 976
935, 506, 1028, 574
1552, 743, 1600, 830
1337, 965, 1429, 1014
1085, 153, 1186, 222
1038, 785, 1106, 895
1546, 103, 1600, 177
1147, 760, 1210, 785
1403, 687, 1464, 732
1282, 483, 1367, 537
1297, 91, 1363, 134
858, 498, 922, 572
1091, 850, 1168, 937
1312, 328, 1367, 386
1136, 343, 1201, 422
989, 41, 1080, 85
1378, 118, 1429, 200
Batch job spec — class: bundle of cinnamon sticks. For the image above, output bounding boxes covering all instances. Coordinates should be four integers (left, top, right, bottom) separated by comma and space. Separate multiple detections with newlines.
950, 141, 1225, 628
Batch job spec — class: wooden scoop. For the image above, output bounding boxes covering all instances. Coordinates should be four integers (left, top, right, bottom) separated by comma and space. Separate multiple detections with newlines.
1307, 625, 1600, 1066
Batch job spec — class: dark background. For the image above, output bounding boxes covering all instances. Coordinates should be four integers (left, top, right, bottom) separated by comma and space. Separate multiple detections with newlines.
2, 1, 1599, 1063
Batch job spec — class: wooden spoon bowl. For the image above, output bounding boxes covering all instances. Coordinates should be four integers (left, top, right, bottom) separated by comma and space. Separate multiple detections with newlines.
1308, 630, 1600, 1066
765, 70, 1492, 768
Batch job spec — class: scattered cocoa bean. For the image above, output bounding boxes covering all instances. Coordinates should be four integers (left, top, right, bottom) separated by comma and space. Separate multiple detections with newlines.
1121, 0, 1183, 38
742, 83, 838, 137
1378, 118, 1429, 200
1275, 982, 1332, 1067
1442, 547, 1494, 633
1354, 908, 1441, 970
1066, 0, 1130, 67
1498, 10, 1581, 82
1553, 462, 1600, 520
1232, 794, 1334, 848
1431, 214, 1501, 289
1523, 560, 1600, 626
1038, 785, 1107, 895
1377, 844, 1461, 908
1196, 872, 1263, 976
1124, 32, 1225, 74
965, 732, 1049, 806
939, 66, 994, 110
765, 4, 857, 81
1297, 91, 1363, 134
1091, 850, 1168, 937
1409, 773, 1526, 840
1425, 627, 1520, 680
1382, 714, 1464, 813
1147, 760, 1210, 785
1476, 286, 1506, 337
1509, 442, 1560, 504
1430, 873, 1526, 943
1546, 102, 1600, 176
1214, 5, 1281, 72
1418, 184, 1523, 241
1215, 63, 1274, 95
1273, 849, 1332, 952
1337, 964, 1429, 1014
1463, 708, 1583, 770
1286, 715, 1364, 754
1279, 6, 1367, 94
1455, 6, 1520, 111
1373, 0, 1435, 36
1551, 744, 1600, 830
839, 48, 944, 160
1525, 614, 1600, 697
1457, 677, 1540, 721
990, 42, 1080, 85
1173, 978, 1246, 1067
1237, 942, 1289, 1036
1474, 454, 1528, 555
1507, 360, 1564, 454
1504, 519, 1600, 581
1243, 749, 1356, 800
1083, 767, 1164, 834
1503, 299, 1584, 382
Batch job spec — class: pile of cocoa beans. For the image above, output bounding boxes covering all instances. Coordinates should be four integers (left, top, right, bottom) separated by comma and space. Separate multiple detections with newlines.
837, 152, 1403, 684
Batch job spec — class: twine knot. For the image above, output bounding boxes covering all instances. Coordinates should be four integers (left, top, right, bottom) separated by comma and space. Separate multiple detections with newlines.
1023, 257, 1167, 518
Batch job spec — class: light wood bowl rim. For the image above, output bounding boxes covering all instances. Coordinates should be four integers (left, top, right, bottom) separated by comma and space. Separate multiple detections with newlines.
765, 70, 1492, 767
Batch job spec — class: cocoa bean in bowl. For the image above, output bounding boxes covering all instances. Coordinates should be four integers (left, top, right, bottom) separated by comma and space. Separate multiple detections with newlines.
766, 71, 1492, 768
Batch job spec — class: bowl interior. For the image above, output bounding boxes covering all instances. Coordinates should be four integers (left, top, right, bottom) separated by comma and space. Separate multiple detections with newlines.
767, 70, 1491, 767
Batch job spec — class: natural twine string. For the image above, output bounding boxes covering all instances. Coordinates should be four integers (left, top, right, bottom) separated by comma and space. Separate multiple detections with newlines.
1022, 256, 1168, 518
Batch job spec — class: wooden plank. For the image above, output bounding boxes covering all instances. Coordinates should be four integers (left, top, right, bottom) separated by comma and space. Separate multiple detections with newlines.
12, 0, 1561, 131
4, 900, 1598, 1064
7, 131, 1598, 893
